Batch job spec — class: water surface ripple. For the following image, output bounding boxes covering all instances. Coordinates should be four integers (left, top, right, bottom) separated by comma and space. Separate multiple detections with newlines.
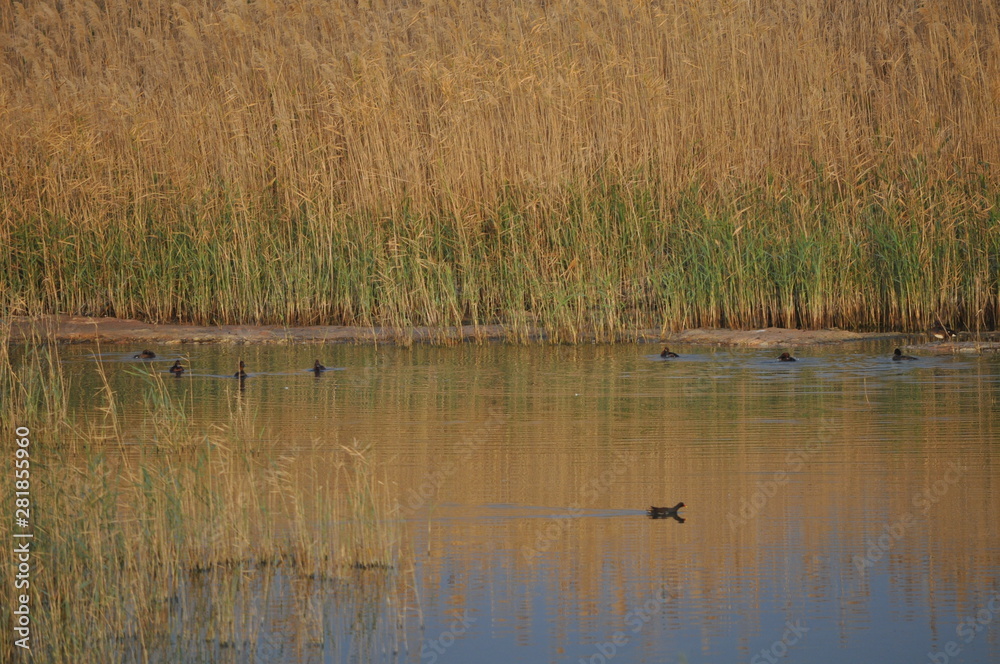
66, 343, 1000, 663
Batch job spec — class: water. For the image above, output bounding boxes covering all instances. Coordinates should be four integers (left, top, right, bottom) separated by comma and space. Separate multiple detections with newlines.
58, 343, 1000, 663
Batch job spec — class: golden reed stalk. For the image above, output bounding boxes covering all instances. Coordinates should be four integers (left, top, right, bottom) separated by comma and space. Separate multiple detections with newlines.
2, 0, 998, 332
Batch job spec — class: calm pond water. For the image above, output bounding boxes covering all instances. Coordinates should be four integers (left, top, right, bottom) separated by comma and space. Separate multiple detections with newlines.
56, 342, 1000, 663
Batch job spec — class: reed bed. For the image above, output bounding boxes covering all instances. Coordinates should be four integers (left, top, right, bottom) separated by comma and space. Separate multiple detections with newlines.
0, 334, 404, 662
2, 0, 999, 335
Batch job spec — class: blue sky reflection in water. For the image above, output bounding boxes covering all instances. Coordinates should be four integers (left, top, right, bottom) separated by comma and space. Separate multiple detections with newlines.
63, 343, 1000, 663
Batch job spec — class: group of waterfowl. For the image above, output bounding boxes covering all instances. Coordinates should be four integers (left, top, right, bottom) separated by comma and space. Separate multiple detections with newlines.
131, 352, 331, 379
135, 338, 933, 381
135, 341, 929, 382
127, 326, 956, 530
649, 331, 950, 522
661, 346, 922, 362
134, 332, 947, 530
648, 335, 937, 522
662, 346, 804, 361
228, 359, 330, 378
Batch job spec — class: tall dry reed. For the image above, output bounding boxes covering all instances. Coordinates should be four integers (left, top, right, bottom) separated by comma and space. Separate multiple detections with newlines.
2, 0, 999, 333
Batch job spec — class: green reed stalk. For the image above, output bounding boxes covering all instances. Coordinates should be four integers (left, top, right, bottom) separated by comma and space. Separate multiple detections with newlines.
2, 0, 1000, 335
4, 179, 1000, 335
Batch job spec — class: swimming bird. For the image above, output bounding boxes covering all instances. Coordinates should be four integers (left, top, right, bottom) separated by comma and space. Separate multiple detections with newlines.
660, 346, 679, 359
134, 350, 156, 359
930, 322, 956, 341
312, 360, 326, 373
778, 352, 797, 362
648, 502, 685, 518
234, 360, 248, 378
169, 360, 185, 375
892, 348, 918, 361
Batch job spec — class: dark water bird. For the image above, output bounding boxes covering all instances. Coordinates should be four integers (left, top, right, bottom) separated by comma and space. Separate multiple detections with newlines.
312, 360, 326, 374
931, 322, 956, 341
660, 346, 679, 359
778, 352, 797, 362
169, 360, 185, 375
892, 348, 918, 361
234, 360, 248, 378
648, 502, 685, 519
134, 350, 156, 359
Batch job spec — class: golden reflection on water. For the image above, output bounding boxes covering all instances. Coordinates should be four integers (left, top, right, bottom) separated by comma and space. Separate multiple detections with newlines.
66, 343, 1000, 662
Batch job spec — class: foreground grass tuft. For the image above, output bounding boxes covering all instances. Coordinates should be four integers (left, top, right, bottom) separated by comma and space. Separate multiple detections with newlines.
0, 338, 403, 662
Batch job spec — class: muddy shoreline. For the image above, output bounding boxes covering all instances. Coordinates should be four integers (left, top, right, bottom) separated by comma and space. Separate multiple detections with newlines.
7, 315, 1000, 352
0, 314, 893, 345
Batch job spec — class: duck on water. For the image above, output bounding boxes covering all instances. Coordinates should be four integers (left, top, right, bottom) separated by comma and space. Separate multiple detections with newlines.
931, 322, 956, 340
648, 502, 685, 519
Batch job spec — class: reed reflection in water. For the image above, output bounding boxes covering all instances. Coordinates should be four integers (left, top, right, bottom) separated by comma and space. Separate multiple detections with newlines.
60, 343, 1000, 663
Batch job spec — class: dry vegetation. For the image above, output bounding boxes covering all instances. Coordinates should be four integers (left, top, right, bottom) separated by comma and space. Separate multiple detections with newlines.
2, 0, 999, 334
0, 327, 403, 662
